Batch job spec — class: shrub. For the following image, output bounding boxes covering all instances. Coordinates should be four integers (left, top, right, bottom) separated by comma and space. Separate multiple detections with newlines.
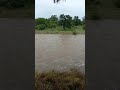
48, 23, 57, 28
83, 25, 85, 30
36, 24, 46, 30
35, 69, 85, 90
72, 31, 77, 35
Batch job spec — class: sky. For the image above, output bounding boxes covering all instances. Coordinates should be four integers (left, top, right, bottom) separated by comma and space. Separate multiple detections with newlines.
35, 0, 85, 19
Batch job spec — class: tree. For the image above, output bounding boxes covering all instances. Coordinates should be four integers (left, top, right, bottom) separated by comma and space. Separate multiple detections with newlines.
36, 24, 46, 30
47, 21, 57, 28
48, 15, 58, 28
49, 15, 58, 21
58, 14, 66, 29
35, 18, 49, 27
73, 16, 81, 26
65, 15, 72, 28
58, 14, 72, 30
35, 14, 85, 30
82, 16, 85, 25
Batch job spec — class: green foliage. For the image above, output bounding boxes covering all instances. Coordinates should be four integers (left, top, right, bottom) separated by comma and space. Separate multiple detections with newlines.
35, 18, 49, 27
72, 31, 77, 35
73, 16, 82, 26
82, 16, 85, 25
36, 24, 46, 30
35, 14, 85, 31
35, 26, 85, 34
83, 25, 85, 30
49, 15, 58, 21
48, 22, 57, 28
58, 14, 73, 29
47, 15, 58, 28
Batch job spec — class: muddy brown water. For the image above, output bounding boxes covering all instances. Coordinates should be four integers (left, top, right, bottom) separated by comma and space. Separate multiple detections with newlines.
35, 34, 85, 73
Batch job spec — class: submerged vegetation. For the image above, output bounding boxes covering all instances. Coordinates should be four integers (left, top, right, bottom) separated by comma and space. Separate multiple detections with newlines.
35, 14, 85, 34
35, 69, 85, 90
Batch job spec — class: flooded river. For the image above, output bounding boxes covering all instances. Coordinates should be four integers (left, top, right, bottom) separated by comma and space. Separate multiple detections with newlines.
35, 34, 85, 72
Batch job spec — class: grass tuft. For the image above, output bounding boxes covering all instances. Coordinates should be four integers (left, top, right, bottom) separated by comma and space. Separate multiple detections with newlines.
35, 69, 85, 90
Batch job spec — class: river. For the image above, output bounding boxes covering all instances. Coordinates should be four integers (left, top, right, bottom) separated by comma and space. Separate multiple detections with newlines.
35, 34, 85, 73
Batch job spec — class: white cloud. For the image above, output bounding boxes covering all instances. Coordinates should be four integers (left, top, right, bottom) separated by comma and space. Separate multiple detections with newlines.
35, 0, 85, 19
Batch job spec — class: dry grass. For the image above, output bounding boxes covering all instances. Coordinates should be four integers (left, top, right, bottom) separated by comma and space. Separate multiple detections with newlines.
35, 69, 85, 90
35, 26, 85, 35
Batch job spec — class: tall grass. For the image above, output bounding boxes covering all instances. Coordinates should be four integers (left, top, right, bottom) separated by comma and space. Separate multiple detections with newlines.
35, 26, 85, 35
35, 69, 85, 90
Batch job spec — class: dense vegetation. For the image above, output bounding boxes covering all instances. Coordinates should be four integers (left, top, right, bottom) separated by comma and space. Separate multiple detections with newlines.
35, 14, 85, 34
35, 69, 85, 90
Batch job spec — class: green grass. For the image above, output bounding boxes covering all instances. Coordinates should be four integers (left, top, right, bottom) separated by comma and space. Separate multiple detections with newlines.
35, 26, 85, 35
35, 69, 85, 90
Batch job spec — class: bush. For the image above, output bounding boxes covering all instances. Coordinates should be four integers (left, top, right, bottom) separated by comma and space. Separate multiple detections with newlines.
48, 23, 57, 28
35, 69, 85, 90
83, 25, 85, 30
36, 24, 46, 30
72, 31, 77, 35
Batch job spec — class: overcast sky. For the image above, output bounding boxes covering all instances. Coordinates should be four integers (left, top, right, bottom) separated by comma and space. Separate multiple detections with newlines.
35, 0, 85, 19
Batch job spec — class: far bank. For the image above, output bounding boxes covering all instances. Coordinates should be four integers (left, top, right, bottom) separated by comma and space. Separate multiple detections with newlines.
35, 26, 85, 35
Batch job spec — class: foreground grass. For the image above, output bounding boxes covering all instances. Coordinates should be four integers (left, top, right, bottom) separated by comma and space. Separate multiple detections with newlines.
35, 69, 85, 90
35, 26, 85, 35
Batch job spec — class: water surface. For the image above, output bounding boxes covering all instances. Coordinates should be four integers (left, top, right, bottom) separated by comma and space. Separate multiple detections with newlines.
35, 34, 85, 72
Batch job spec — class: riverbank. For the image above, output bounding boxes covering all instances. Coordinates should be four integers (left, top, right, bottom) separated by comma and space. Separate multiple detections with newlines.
35, 69, 85, 90
35, 26, 85, 35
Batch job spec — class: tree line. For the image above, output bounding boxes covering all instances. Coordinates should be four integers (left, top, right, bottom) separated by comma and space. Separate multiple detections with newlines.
35, 14, 85, 30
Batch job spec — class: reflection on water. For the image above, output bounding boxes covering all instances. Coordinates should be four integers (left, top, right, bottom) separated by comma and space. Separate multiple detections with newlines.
35, 34, 85, 72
